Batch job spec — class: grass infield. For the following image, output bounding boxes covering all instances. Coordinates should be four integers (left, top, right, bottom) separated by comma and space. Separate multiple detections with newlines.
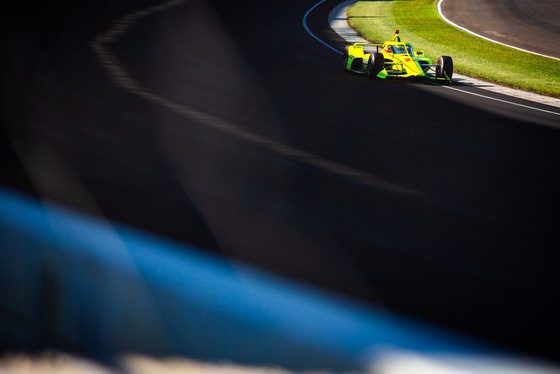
347, 0, 560, 98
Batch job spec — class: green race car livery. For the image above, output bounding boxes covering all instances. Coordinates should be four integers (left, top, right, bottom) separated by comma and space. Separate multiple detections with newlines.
342, 30, 453, 82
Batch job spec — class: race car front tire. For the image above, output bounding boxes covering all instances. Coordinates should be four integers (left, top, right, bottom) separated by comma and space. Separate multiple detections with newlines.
367, 52, 384, 79
436, 56, 453, 80
343, 48, 350, 73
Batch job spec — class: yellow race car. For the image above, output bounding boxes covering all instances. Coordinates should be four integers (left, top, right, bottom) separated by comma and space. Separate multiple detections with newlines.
342, 30, 453, 82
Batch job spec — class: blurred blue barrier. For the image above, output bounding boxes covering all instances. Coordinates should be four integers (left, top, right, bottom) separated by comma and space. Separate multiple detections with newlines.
1, 186, 496, 371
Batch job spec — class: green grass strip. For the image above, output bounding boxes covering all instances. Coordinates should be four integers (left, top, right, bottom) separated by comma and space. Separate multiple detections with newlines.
347, 0, 560, 98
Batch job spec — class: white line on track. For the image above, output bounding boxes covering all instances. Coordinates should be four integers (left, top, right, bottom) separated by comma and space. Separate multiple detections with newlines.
441, 86, 560, 117
91, 0, 421, 196
437, 0, 560, 61
304, 0, 560, 116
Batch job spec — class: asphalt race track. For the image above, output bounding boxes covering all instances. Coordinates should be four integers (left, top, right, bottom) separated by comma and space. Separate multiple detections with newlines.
2, 0, 560, 364
440, 0, 560, 59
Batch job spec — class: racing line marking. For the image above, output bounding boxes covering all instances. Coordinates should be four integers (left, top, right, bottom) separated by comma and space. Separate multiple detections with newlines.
91, 0, 421, 196
303, 0, 342, 55
441, 86, 560, 117
437, 0, 560, 62
304, 0, 560, 118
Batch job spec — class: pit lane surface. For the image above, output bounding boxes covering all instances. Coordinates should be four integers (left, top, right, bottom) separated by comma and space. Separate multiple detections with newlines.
440, 0, 560, 59
2, 0, 560, 364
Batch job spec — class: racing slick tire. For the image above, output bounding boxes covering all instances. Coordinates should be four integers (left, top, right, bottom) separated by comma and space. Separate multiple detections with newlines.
343, 47, 350, 73
367, 52, 384, 79
436, 56, 453, 80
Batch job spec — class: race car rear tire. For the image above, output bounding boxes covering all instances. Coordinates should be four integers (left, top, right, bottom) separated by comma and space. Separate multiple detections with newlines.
367, 52, 384, 79
436, 56, 453, 80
